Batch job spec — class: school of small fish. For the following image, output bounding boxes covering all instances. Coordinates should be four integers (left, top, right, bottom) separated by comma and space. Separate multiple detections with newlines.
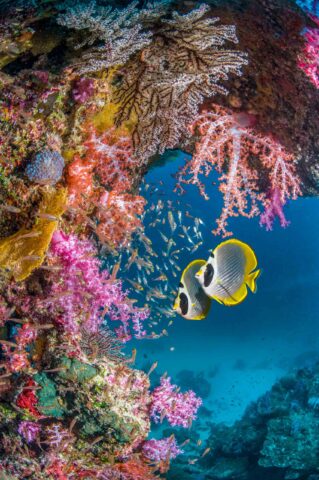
103, 181, 206, 338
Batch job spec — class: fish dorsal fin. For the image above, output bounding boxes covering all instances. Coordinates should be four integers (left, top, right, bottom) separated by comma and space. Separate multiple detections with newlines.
181, 259, 206, 282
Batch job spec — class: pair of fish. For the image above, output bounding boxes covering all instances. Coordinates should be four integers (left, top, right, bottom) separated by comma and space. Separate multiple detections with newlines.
173, 239, 260, 320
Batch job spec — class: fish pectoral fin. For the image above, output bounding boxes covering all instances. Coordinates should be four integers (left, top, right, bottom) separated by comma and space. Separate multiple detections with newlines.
191, 313, 207, 321
246, 269, 261, 293
212, 295, 224, 305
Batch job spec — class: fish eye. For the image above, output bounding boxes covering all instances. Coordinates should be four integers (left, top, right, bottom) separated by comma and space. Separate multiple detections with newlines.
179, 282, 184, 288
179, 292, 188, 315
204, 263, 214, 287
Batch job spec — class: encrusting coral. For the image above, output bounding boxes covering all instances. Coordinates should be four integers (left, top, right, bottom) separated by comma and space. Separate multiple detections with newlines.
0, 187, 67, 281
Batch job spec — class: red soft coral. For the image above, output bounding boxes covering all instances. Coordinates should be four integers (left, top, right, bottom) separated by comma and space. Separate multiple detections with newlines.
95, 191, 145, 249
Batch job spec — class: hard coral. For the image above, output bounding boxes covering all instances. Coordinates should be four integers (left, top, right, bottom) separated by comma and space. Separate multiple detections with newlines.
25, 149, 65, 186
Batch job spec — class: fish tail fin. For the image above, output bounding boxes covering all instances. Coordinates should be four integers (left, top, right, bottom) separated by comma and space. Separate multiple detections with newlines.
246, 269, 261, 293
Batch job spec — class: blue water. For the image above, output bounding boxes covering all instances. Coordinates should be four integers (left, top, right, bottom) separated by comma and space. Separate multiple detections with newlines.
117, 149, 319, 438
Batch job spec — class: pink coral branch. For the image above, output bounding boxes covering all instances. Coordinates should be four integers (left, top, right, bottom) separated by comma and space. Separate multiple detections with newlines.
298, 16, 319, 89
150, 376, 202, 428
176, 106, 302, 236
45, 230, 149, 342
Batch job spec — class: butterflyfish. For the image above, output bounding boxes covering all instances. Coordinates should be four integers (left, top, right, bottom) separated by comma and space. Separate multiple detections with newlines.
173, 259, 211, 320
195, 239, 260, 306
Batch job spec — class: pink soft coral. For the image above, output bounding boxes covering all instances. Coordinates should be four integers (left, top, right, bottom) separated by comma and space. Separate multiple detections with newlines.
150, 376, 202, 428
142, 436, 183, 463
298, 16, 319, 89
176, 106, 301, 236
45, 230, 148, 341
84, 127, 140, 193
95, 191, 146, 249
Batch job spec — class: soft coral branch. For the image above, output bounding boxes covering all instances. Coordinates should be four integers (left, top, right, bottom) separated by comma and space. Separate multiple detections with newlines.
176, 106, 302, 236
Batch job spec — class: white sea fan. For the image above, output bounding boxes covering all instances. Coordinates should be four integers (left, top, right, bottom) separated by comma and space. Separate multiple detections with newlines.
57, 0, 172, 72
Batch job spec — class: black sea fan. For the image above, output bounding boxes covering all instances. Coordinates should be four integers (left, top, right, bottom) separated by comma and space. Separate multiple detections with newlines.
79, 326, 124, 363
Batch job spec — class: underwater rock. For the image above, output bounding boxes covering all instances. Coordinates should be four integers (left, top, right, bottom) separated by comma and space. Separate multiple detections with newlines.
259, 412, 319, 471
172, 363, 319, 480
25, 149, 65, 186
176, 369, 211, 399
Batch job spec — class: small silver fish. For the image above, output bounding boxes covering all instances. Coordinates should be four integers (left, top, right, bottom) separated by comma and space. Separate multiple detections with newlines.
168, 211, 177, 233
159, 231, 169, 243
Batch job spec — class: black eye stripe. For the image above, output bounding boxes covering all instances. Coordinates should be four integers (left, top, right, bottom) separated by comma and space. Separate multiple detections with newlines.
179, 292, 188, 315
179, 282, 184, 288
204, 263, 214, 287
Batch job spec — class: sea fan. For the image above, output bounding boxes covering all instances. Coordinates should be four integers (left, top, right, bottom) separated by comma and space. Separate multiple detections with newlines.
79, 326, 124, 363
113, 4, 247, 159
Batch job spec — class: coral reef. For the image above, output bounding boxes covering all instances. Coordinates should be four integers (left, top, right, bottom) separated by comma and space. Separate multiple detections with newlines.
0, 0, 318, 477
169, 363, 319, 480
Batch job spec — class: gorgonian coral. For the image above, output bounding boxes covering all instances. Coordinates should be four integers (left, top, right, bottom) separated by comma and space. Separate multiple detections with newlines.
57, 0, 171, 73
113, 3, 247, 159
176, 106, 302, 236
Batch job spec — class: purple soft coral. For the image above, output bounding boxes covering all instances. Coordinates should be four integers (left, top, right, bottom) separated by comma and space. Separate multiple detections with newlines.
46, 230, 148, 341
142, 436, 183, 463
150, 376, 202, 428
72, 77, 95, 103
260, 188, 290, 231
18, 421, 41, 443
